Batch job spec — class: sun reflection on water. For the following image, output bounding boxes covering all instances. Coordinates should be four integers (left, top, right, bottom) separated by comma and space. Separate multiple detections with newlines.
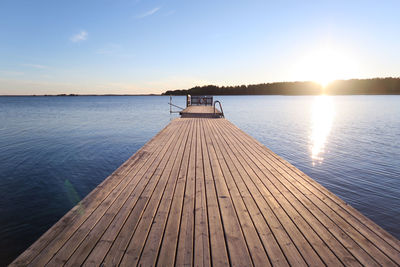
310, 95, 335, 165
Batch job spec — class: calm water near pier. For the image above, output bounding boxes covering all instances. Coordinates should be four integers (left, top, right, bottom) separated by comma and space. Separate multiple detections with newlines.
0, 95, 399, 265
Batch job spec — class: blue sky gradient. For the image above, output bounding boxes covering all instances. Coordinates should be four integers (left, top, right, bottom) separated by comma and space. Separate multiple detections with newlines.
0, 0, 399, 94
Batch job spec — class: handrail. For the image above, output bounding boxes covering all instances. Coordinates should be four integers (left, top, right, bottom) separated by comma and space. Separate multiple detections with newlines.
169, 95, 184, 114
213, 100, 224, 118
168, 102, 184, 110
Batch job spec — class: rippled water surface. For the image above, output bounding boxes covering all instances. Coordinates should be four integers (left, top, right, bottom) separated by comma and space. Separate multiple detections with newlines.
0, 95, 399, 265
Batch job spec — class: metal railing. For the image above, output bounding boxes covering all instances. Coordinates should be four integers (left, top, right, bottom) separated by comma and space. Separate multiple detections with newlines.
213, 100, 224, 118
190, 95, 213, 106
168, 95, 184, 113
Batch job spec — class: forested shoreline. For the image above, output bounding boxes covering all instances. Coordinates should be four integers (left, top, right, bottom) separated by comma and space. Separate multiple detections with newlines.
163, 77, 400, 95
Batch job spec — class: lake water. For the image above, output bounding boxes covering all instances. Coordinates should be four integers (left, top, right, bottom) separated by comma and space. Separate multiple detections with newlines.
0, 95, 399, 265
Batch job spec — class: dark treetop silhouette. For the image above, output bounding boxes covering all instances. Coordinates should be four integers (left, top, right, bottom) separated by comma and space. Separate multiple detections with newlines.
163, 78, 400, 95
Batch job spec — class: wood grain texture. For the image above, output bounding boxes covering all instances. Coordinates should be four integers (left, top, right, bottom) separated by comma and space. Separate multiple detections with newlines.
180, 106, 222, 118
11, 111, 400, 266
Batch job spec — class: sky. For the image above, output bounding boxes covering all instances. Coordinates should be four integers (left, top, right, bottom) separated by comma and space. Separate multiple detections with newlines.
0, 0, 399, 95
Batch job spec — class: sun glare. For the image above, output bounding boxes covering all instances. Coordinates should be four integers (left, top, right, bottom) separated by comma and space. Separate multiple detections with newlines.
310, 95, 335, 165
294, 45, 359, 88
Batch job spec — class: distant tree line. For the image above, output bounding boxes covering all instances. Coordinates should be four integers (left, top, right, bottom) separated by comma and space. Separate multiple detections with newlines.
163, 77, 400, 95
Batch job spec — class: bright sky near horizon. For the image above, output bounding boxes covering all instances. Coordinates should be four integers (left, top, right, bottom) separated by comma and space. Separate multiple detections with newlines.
0, 0, 399, 95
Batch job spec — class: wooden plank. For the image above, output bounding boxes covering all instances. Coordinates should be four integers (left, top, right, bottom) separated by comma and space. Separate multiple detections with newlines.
180, 106, 222, 118
52, 121, 188, 266
221, 118, 400, 256
48, 120, 187, 266
221, 119, 400, 265
210, 119, 357, 266
136, 118, 194, 266
156, 119, 196, 266
14, 121, 180, 266
70, 120, 192, 266
120, 118, 193, 266
193, 118, 211, 267
207, 119, 311, 266
202, 119, 254, 266
258, 140, 400, 261
181, 106, 221, 114
11, 115, 400, 267
81, 121, 185, 266
275, 157, 400, 262
206, 119, 290, 266
174, 118, 197, 266
200, 119, 230, 266
208, 119, 326, 266
281, 159, 400, 253
10, 122, 178, 266
207, 120, 309, 266
202, 119, 272, 267
100, 119, 191, 266
251, 154, 388, 265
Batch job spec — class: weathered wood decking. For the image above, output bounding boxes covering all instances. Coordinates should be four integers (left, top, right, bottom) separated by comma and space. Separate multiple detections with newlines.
180, 106, 223, 118
11, 108, 400, 266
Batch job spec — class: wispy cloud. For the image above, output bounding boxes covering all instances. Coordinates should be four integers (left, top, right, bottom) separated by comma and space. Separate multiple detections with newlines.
164, 10, 175, 17
22, 63, 47, 69
70, 30, 88, 42
95, 44, 135, 58
136, 6, 161, 19
95, 44, 121, 55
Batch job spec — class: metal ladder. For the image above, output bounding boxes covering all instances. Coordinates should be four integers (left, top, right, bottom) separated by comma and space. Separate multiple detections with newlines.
213, 100, 224, 118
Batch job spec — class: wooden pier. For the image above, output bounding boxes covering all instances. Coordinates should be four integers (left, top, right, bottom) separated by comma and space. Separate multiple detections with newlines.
180, 106, 223, 118
11, 106, 400, 266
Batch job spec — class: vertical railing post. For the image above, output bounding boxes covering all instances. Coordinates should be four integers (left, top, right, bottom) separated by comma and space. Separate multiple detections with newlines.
186, 95, 191, 107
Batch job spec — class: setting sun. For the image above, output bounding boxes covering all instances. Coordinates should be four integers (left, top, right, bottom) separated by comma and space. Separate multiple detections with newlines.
294, 45, 360, 88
